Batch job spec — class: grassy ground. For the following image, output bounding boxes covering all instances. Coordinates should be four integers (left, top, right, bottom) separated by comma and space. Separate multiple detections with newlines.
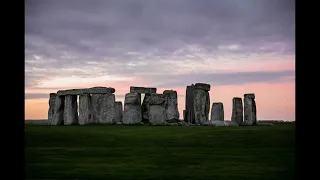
25, 124, 295, 180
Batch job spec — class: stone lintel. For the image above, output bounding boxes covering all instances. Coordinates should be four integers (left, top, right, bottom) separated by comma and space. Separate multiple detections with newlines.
57, 87, 115, 96
130, 86, 156, 94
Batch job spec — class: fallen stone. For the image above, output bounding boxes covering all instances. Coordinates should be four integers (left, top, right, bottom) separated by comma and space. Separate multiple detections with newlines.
57, 87, 115, 96
244, 93, 257, 125
51, 95, 65, 125
48, 93, 57, 125
99, 93, 116, 124
231, 97, 243, 125
211, 102, 224, 121
130, 86, 156, 94
123, 93, 142, 124
194, 89, 210, 124
163, 90, 180, 121
207, 120, 239, 127
115, 101, 123, 123
78, 94, 94, 125
91, 94, 104, 124
63, 95, 78, 125
194, 83, 211, 91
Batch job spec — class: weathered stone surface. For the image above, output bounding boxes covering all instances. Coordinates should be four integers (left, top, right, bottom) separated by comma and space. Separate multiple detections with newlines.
244, 93, 255, 99
194, 89, 209, 124
63, 95, 78, 125
130, 86, 156, 94
149, 105, 166, 125
244, 93, 257, 125
91, 94, 104, 124
57, 87, 115, 96
163, 90, 179, 121
99, 93, 116, 124
211, 102, 224, 121
124, 92, 141, 104
141, 93, 151, 123
231, 97, 243, 125
115, 101, 123, 123
78, 94, 94, 125
48, 93, 57, 125
148, 93, 165, 105
184, 85, 195, 123
195, 83, 211, 91
123, 93, 142, 124
52, 95, 65, 125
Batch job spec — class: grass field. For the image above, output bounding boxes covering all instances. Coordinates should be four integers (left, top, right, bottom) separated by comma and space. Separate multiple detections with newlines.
25, 123, 295, 180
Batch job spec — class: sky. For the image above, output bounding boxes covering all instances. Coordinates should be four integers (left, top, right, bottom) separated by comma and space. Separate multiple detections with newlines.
25, 0, 295, 121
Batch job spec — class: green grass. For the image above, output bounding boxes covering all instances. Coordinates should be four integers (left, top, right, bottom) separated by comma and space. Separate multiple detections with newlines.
25, 124, 295, 180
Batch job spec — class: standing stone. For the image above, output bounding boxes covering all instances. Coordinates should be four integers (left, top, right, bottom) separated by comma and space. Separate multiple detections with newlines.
122, 93, 142, 124
141, 93, 151, 123
63, 95, 78, 125
210, 102, 224, 121
193, 89, 209, 124
48, 93, 57, 125
205, 91, 210, 121
91, 94, 104, 124
163, 90, 180, 122
115, 101, 123, 123
231, 97, 243, 125
149, 94, 166, 125
51, 95, 65, 125
244, 93, 257, 125
79, 94, 93, 125
184, 85, 195, 123
99, 93, 116, 124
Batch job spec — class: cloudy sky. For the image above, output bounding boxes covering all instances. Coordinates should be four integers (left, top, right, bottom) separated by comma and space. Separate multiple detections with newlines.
25, 0, 295, 121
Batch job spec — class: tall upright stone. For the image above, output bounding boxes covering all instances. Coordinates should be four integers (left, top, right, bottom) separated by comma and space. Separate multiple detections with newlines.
91, 94, 104, 124
244, 93, 257, 125
123, 93, 142, 124
99, 93, 116, 124
115, 101, 123, 123
141, 93, 151, 123
231, 97, 243, 125
63, 95, 78, 125
193, 83, 211, 124
48, 93, 57, 125
51, 95, 65, 125
163, 90, 179, 121
184, 85, 195, 123
194, 89, 209, 124
79, 94, 93, 125
210, 102, 224, 121
149, 94, 166, 125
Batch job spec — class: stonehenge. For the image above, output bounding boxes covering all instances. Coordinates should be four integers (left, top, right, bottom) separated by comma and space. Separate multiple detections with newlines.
231, 97, 243, 125
211, 102, 224, 121
244, 93, 257, 125
47, 85, 258, 126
